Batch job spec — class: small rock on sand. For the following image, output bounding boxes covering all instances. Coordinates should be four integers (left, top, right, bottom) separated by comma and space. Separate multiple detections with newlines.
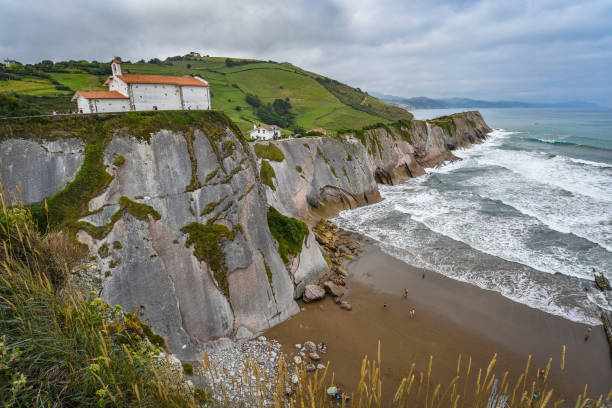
306, 363, 316, 372
317, 364, 326, 370
323, 281, 345, 297
304, 341, 317, 354
339, 301, 352, 311
294, 356, 302, 365
309, 352, 321, 361
295, 344, 302, 349
303, 285, 326, 303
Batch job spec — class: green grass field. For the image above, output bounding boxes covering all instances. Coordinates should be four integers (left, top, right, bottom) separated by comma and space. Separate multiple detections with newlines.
1, 56, 412, 131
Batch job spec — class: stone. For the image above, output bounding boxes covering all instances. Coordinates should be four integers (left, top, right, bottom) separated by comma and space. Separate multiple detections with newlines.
295, 344, 302, 349
235, 326, 254, 340
303, 284, 326, 303
292, 373, 299, 384
309, 352, 320, 361
294, 356, 302, 365
323, 281, 345, 297
334, 296, 342, 304
339, 301, 352, 311
303, 341, 317, 354
317, 364, 326, 370
306, 363, 316, 372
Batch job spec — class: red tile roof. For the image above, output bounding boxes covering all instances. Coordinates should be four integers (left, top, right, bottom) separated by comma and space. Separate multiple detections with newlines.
72, 91, 128, 100
116, 74, 209, 87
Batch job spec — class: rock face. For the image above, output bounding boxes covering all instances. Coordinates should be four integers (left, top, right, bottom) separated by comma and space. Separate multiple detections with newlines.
78, 128, 303, 359
256, 111, 491, 219
0, 110, 491, 358
0, 138, 84, 204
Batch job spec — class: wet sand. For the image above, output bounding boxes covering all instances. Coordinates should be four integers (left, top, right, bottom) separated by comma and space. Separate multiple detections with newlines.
265, 242, 612, 404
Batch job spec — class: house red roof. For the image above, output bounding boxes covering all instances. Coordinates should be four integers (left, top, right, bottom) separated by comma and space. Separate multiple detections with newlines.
115, 74, 208, 87
72, 91, 128, 100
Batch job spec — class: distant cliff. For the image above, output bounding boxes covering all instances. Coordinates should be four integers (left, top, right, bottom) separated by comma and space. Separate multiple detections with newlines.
0, 110, 490, 358
259, 111, 491, 219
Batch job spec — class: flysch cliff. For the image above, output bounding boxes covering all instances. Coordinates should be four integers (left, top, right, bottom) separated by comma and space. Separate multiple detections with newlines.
0, 110, 491, 359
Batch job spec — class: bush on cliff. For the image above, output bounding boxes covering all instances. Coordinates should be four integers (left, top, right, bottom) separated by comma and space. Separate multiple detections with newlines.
267, 206, 309, 263
254, 142, 285, 161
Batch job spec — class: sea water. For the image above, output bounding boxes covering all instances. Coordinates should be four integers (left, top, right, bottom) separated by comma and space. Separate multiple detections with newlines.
334, 108, 612, 324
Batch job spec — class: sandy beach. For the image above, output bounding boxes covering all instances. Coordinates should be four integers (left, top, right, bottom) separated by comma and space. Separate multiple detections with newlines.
266, 241, 612, 405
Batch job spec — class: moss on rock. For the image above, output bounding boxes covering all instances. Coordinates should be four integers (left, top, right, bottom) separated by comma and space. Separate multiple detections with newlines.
180, 222, 239, 299
254, 143, 285, 162
260, 160, 276, 191
267, 206, 309, 264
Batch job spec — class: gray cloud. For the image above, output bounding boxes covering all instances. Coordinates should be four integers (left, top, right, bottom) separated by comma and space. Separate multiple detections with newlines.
1, 0, 611, 105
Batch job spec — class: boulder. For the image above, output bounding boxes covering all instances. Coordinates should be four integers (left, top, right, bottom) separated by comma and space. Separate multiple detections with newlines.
339, 301, 352, 311
323, 281, 345, 297
304, 341, 317, 354
309, 352, 320, 361
303, 285, 326, 303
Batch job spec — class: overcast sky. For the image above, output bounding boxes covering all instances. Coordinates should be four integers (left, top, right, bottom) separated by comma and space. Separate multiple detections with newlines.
2, 0, 611, 106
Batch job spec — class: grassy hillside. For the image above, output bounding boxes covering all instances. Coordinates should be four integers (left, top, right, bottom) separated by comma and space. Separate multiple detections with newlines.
0, 56, 411, 132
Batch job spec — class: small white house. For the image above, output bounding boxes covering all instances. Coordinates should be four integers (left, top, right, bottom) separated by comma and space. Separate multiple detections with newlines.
72, 59, 211, 113
250, 124, 282, 141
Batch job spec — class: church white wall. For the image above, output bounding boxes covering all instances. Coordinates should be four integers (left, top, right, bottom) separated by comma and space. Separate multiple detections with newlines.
76, 96, 92, 114
91, 98, 130, 113
182, 86, 211, 110
108, 78, 129, 97
130, 84, 182, 111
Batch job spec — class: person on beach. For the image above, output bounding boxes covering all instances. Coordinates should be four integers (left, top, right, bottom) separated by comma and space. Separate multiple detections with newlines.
537, 368, 545, 380
422, 273, 425, 279
403, 288, 408, 298
585, 327, 592, 341
383, 303, 388, 309
409, 308, 415, 318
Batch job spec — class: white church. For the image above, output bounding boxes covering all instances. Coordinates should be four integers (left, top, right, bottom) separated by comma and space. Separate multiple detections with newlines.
72, 60, 211, 114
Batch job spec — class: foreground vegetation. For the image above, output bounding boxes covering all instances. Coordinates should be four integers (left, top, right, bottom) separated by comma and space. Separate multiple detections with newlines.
0, 188, 207, 407
0, 55, 412, 132
2, 188, 611, 407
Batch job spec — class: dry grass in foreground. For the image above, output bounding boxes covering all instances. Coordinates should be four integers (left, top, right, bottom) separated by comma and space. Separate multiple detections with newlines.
199, 342, 612, 407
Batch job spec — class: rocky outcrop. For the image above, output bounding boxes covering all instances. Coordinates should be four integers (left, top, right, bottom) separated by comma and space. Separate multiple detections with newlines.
0, 110, 491, 358
255, 111, 491, 219
0, 138, 84, 204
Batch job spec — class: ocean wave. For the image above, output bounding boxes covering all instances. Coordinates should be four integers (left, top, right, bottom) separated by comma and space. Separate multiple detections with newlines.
462, 170, 612, 252
454, 142, 612, 201
526, 137, 612, 153
333, 204, 605, 325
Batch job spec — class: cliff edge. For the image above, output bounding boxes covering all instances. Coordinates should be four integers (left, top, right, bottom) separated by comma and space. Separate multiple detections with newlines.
0, 110, 491, 357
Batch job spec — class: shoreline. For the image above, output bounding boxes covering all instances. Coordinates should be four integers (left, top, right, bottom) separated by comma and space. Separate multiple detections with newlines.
265, 239, 612, 404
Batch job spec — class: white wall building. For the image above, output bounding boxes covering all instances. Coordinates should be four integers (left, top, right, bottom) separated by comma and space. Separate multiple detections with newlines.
250, 124, 282, 141
72, 60, 211, 113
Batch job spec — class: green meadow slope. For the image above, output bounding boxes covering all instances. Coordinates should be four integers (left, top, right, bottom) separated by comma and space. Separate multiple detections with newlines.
0, 56, 412, 132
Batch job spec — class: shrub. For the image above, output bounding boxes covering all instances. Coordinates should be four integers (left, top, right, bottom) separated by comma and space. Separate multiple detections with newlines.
254, 143, 285, 161
112, 155, 125, 166
266, 206, 309, 263
245, 93, 261, 108
260, 160, 276, 191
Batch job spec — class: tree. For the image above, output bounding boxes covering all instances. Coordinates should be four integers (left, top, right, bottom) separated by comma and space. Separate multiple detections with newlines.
245, 93, 262, 108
